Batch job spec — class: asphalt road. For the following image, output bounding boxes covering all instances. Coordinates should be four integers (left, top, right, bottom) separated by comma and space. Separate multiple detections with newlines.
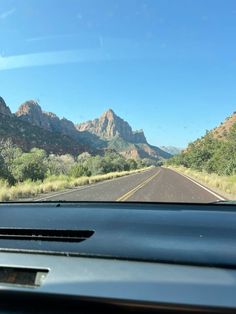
35, 167, 225, 203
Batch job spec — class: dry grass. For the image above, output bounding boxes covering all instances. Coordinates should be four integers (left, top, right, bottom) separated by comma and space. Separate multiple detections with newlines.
166, 165, 236, 199
0, 167, 149, 201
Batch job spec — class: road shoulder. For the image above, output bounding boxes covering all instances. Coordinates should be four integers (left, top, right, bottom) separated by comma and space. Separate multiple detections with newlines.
164, 166, 230, 201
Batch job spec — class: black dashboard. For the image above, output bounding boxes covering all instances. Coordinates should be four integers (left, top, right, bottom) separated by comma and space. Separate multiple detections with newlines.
0, 202, 236, 313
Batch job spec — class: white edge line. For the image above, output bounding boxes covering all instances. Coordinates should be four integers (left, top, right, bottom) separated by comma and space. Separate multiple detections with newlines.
34, 168, 153, 201
169, 168, 226, 201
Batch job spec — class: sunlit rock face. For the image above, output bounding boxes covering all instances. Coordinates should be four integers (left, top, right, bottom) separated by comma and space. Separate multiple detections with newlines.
77, 109, 147, 143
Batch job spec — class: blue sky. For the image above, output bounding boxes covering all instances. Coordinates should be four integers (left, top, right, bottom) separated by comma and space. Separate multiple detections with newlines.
0, 0, 236, 148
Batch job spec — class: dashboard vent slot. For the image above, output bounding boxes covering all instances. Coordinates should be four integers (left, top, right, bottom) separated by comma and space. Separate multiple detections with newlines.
0, 228, 94, 243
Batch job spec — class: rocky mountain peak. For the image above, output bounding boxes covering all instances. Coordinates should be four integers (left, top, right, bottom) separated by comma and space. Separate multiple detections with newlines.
15, 100, 81, 138
15, 100, 49, 129
16, 100, 42, 115
77, 108, 147, 144
0, 96, 12, 116
102, 108, 116, 118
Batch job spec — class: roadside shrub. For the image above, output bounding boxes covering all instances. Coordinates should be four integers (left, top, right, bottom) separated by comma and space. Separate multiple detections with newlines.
47, 154, 75, 176
69, 164, 91, 177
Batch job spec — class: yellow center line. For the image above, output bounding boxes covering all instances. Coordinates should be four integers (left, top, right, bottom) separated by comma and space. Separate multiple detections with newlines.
116, 169, 161, 202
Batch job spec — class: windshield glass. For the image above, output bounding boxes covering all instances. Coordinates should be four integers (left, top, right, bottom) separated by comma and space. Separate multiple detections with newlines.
0, 0, 235, 203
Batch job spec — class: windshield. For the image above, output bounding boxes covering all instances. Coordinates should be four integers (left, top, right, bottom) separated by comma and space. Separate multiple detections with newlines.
0, 0, 235, 203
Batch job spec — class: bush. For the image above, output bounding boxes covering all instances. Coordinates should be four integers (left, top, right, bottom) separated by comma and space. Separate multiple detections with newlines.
78, 151, 144, 176
47, 154, 75, 176
69, 164, 91, 177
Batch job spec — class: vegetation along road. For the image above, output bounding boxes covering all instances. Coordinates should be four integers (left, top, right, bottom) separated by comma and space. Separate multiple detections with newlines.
35, 167, 225, 203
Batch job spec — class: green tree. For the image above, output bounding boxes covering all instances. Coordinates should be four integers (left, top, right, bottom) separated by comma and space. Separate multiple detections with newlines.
77, 152, 91, 163
127, 159, 138, 170
12, 148, 47, 182
69, 164, 91, 177
0, 139, 22, 183
47, 154, 75, 176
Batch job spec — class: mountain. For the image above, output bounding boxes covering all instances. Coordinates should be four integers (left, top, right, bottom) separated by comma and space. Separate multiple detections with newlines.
160, 146, 183, 155
77, 109, 171, 161
0, 98, 88, 155
0, 96, 171, 161
77, 109, 147, 144
15, 100, 105, 150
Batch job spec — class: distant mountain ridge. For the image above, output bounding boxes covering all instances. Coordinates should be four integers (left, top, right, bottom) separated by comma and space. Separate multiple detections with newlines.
0, 96, 171, 161
160, 146, 183, 155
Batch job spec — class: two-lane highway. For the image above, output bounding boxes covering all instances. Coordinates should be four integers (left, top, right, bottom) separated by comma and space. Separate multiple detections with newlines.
35, 167, 225, 203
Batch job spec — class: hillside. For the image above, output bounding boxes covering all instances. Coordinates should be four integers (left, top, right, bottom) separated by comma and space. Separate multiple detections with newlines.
0, 96, 171, 161
211, 112, 236, 140
168, 111, 236, 176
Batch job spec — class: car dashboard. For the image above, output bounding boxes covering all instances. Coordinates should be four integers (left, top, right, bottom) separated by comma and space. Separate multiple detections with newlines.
0, 202, 236, 313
